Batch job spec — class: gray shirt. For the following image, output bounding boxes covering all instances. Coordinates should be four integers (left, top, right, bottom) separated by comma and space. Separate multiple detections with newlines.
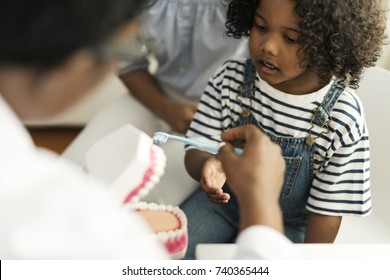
118, 0, 248, 103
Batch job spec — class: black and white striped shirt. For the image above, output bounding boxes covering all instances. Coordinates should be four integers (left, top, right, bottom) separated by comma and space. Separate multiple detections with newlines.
186, 59, 371, 217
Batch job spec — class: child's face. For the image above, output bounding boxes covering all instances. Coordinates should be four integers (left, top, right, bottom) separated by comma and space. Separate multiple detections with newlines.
249, 0, 321, 95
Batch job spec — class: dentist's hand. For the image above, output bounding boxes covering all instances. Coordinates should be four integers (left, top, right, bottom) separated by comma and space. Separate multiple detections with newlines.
217, 125, 285, 232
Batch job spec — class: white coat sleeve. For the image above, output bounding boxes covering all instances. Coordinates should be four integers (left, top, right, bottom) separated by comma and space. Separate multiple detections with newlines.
234, 226, 300, 260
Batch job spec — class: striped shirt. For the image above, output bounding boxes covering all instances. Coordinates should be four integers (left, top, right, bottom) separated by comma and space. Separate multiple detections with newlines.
186, 59, 371, 217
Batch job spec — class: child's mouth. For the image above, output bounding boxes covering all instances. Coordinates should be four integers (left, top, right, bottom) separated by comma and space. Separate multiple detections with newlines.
259, 60, 278, 72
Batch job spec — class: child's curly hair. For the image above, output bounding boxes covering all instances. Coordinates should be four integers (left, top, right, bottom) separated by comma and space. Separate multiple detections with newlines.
224, 0, 388, 89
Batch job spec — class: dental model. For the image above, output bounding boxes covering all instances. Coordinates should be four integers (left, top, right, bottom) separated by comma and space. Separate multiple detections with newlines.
128, 202, 188, 259
85, 125, 166, 203
85, 125, 188, 259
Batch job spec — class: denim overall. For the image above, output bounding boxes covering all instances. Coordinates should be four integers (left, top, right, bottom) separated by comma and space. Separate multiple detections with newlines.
234, 59, 345, 242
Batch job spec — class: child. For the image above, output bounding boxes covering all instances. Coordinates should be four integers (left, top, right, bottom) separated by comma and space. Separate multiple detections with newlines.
181, 0, 387, 259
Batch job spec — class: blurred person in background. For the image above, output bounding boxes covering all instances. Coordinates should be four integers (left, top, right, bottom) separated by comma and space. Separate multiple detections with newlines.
0, 0, 169, 259
0, 0, 295, 260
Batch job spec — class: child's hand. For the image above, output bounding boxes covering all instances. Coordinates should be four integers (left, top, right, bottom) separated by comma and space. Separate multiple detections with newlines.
200, 156, 229, 204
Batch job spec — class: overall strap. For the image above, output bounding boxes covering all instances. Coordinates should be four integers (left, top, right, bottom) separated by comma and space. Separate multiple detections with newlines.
238, 59, 257, 98
311, 80, 345, 127
305, 80, 345, 145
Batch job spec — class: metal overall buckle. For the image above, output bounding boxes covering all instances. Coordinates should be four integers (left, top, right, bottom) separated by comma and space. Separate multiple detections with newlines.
237, 82, 255, 118
306, 107, 331, 146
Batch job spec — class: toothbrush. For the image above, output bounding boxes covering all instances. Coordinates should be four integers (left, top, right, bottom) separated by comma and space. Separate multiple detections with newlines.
152, 132, 243, 155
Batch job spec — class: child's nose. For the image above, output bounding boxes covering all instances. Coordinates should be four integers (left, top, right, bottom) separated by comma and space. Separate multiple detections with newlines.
261, 34, 279, 56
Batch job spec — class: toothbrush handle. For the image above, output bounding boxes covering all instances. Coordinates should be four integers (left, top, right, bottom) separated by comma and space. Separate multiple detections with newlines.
233, 147, 243, 155
167, 135, 219, 153
195, 143, 219, 154
167, 134, 243, 155
166, 134, 202, 147
197, 143, 243, 155
184, 137, 243, 155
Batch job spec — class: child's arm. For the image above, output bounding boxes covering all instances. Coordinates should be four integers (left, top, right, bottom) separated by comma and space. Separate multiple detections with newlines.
185, 149, 229, 204
120, 70, 197, 134
304, 212, 342, 243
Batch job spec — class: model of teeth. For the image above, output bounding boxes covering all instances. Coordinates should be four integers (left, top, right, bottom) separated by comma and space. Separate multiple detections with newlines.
128, 201, 188, 260
84, 125, 166, 203
85, 124, 188, 259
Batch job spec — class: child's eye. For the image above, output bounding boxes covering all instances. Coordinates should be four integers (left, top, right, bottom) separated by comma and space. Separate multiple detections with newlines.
255, 24, 267, 32
284, 36, 298, 44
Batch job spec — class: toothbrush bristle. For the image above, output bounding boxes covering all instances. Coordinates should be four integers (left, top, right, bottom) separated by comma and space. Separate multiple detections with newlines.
152, 133, 168, 145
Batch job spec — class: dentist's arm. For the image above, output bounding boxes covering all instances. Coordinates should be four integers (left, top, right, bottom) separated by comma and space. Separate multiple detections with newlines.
217, 125, 298, 259
217, 125, 285, 232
